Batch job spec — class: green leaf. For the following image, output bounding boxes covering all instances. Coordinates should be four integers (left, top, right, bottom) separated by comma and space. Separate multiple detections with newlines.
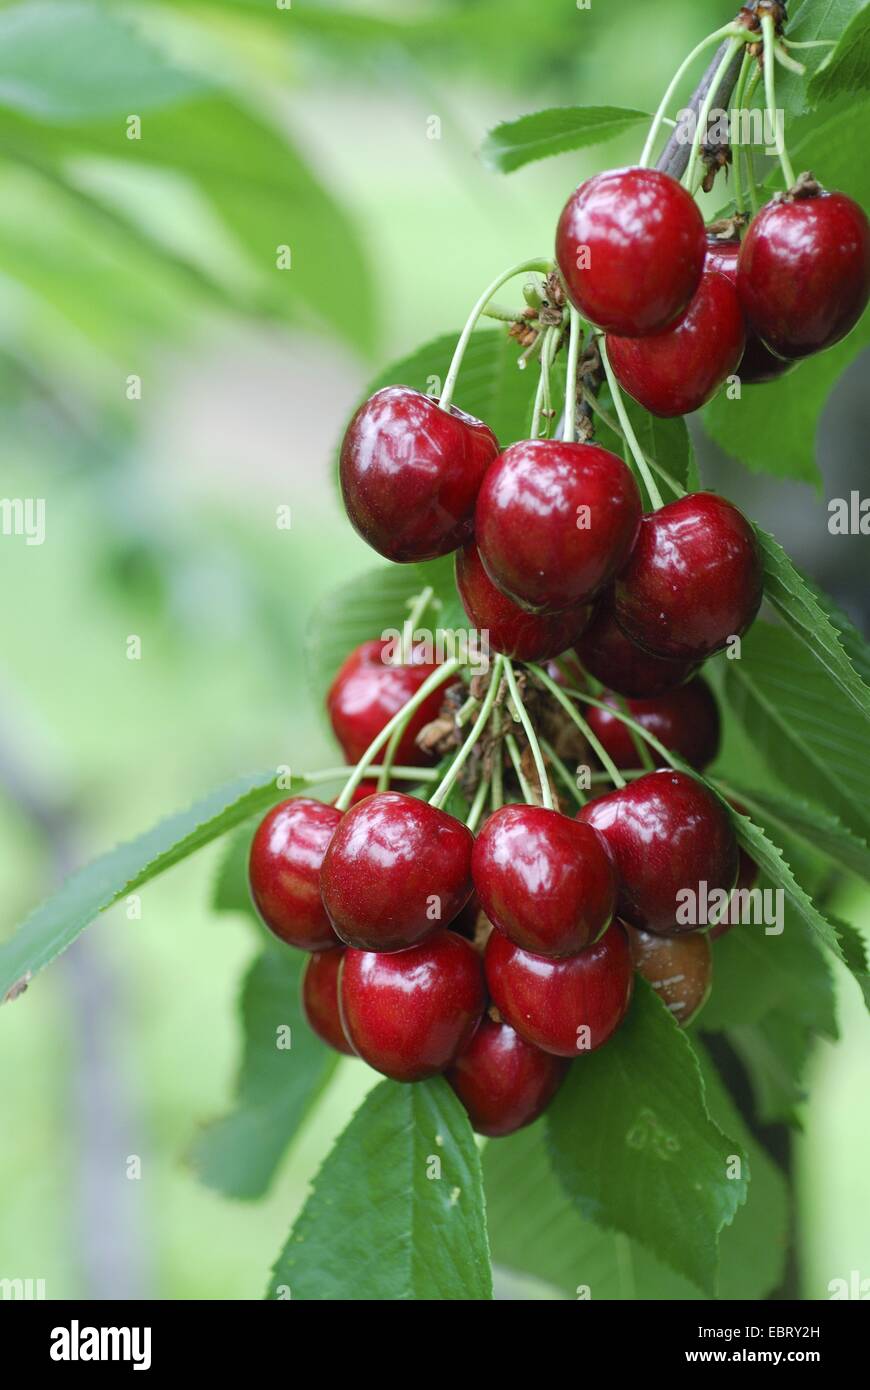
189, 944, 338, 1200
729, 1012, 814, 1126
266, 1077, 493, 1300
0, 770, 297, 1002
212, 824, 258, 920
808, 1, 870, 105
545, 981, 747, 1296
722, 786, 870, 882
481, 106, 649, 174
593, 390, 693, 506
829, 915, 870, 1013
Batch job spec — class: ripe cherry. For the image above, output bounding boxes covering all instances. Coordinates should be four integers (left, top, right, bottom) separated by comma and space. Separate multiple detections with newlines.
302, 947, 354, 1055
584, 676, 720, 772
327, 638, 444, 767
738, 189, 870, 359
249, 798, 342, 951
456, 542, 592, 661
472, 805, 616, 956
576, 598, 699, 698
447, 1016, 569, 1137
320, 791, 474, 952
340, 385, 499, 562
578, 770, 738, 936
474, 440, 641, 612
339, 929, 485, 1082
627, 927, 712, 1027
485, 920, 633, 1057
606, 268, 745, 417
556, 167, 706, 336
613, 492, 763, 661
704, 236, 795, 384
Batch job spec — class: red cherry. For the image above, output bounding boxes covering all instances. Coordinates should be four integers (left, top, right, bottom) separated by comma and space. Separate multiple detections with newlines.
484, 921, 633, 1057
249, 798, 342, 951
613, 492, 763, 661
455, 542, 592, 661
704, 236, 795, 384
578, 770, 738, 936
474, 439, 642, 612
320, 791, 474, 952
327, 638, 445, 768
556, 167, 706, 336
606, 268, 745, 417
302, 947, 354, 1055
339, 386, 499, 562
339, 929, 485, 1082
584, 676, 721, 772
738, 190, 870, 359
472, 805, 616, 957
627, 927, 712, 1027
447, 1016, 569, 1137
576, 598, 699, 697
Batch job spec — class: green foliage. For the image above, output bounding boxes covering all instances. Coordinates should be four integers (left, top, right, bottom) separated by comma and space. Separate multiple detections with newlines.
723, 787, 870, 882
807, 1, 870, 105
481, 106, 650, 173
266, 1078, 493, 1301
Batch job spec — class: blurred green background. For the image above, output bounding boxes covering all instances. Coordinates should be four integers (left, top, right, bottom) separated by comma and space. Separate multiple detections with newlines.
0, 0, 867, 1299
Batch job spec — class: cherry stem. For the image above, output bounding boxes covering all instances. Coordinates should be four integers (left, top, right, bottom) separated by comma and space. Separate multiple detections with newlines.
562, 307, 583, 443
505, 733, 536, 806
377, 587, 436, 791
482, 303, 528, 324
773, 43, 806, 77
335, 658, 463, 811
440, 258, 552, 413
730, 49, 752, 214
597, 339, 665, 510
531, 326, 559, 438
639, 23, 744, 169
490, 717, 505, 810
504, 658, 555, 810
527, 664, 626, 790
583, 389, 687, 498
760, 13, 796, 188
540, 736, 587, 807
305, 765, 440, 786
561, 683, 683, 771
613, 694, 656, 771
465, 774, 491, 833
684, 35, 745, 195
428, 655, 505, 810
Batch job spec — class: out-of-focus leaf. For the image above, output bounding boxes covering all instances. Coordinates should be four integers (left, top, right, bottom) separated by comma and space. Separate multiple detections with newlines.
481, 106, 649, 173
808, 1, 870, 105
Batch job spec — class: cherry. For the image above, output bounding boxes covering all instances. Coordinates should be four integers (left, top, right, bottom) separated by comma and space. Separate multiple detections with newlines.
578, 770, 738, 936
613, 492, 763, 661
472, 805, 616, 956
704, 236, 795, 384
447, 1016, 569, 1137
738, 190, 870, 360
339, 386, 499, 562
606, 268, 745, 417
327, 638, 444, 767
584, 676, 721, 772
339, 929, 485, 1082
455, 542, 592, 661
249, 798, 342, 951
302, 947, 354, 1055
474, 439, 642, 612
484, 921, 633, 1057
556, 167, 706, 336
575, 598, 699, 698
320, 790, 474, 952
627, 927, 712, 1026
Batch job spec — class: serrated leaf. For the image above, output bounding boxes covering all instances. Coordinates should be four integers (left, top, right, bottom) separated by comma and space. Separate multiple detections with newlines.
829, 915, 870, 1012
266, 1077, 492, 1300
481, 106, 649, 174
808, 1, 870, 105
545, 981, 747, 1296
722, 785, 870, 882
729, 1012, 814, 1126
212, 824, 259, 920
189, 945, 338, 1200
0, 770, 298, 1001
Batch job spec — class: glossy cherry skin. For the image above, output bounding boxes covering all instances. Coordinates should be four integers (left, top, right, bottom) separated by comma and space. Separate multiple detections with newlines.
584, 676, 721, 772
456, 542, 592, 661
320, 791, 474, 952
447, 1017, 569, 1137
556, 167, 706, 336
614, 492, 763, 661
627, 927, 712, 1027
475, 440, 642, 612
578, 770, 738, 936
738, 191, 870, 359
705, 236, 795, 384
606, 268, 745, 417
302, 947, 354, 1055
485, 921, 633, 1058
575, 598, 699, 698
327, 638, 444, 767
339, 929, 485, 1082
472, 805, 616, 957
249, 798, 342, 951
340, 385, 499, 562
